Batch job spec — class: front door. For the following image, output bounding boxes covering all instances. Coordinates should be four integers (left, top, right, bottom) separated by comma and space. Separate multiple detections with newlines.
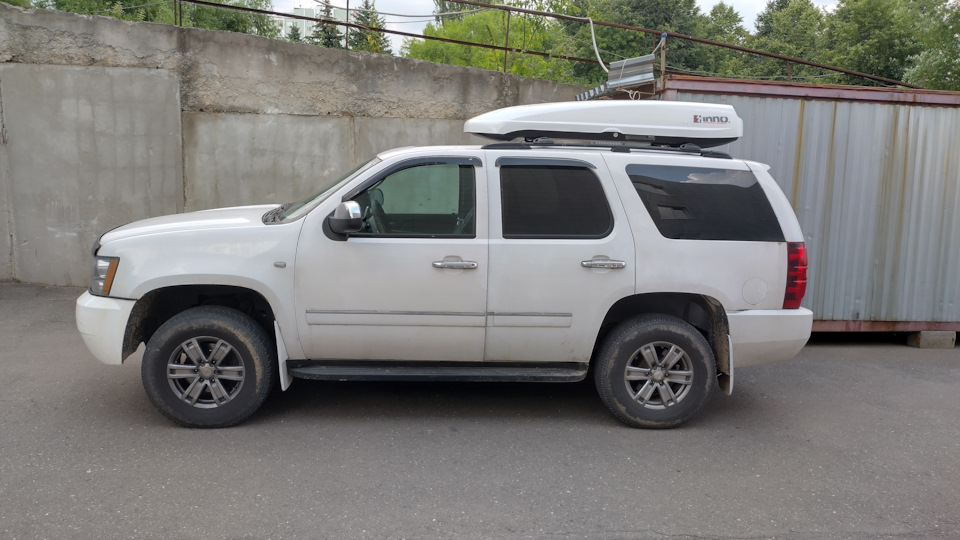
295, 156, 487, 362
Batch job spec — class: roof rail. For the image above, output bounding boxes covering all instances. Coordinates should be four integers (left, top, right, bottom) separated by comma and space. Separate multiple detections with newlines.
480, 138, 733, 159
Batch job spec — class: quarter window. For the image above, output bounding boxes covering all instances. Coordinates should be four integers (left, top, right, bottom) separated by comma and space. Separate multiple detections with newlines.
500, 165, 613, 239
627, 164, 784, 241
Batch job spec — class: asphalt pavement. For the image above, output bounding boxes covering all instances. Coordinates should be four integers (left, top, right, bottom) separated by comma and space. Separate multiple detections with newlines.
1, 283, 958, 539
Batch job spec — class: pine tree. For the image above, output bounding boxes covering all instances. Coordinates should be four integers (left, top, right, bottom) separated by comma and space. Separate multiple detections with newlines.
285, 24, 303, 43
347, 0, 392, 54
311, 3, 344, 49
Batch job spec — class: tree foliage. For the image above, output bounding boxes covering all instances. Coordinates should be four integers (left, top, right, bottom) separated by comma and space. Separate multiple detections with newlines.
904, 1, 960, 89
311, 2, 344, 49
402, 0, 960, 90
403, 9, 577, 82
348, 0, 391, 54
37, 0, 175, 23
34, 0, 277, 38
181, 0, 278, 38
285, 24, 303, 43
699, 3, 749, 77
823, 0, 922, 84
24, 0, 960, 90
565, 0, 708, 84
746, 0, 826, 80
432, 0, 472, 23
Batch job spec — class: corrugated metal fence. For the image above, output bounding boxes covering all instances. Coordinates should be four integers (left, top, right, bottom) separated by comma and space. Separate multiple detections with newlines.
666, 82, 960, 328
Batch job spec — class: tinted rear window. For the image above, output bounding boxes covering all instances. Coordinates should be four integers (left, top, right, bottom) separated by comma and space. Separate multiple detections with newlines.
501, 165, 613, 239
627, 164, 784, 241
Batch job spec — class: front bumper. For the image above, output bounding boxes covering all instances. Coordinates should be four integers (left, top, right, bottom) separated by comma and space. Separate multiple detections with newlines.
76, 291, 136, 365
727, 308, 813, 368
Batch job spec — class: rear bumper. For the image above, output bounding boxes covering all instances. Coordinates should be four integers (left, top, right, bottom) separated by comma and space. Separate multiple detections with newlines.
727, 308, 812, 368
76, 291, 136, 365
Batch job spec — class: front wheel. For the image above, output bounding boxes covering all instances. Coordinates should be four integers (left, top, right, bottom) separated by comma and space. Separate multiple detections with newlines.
594, 315, 717, 429
141, 306, 275, 428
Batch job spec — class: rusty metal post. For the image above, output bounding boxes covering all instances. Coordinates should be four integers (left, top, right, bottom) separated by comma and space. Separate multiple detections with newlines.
786, 60, 792, 82
503, 11, 511, 73
345, 0, 350, 51
659, 34, 666, 92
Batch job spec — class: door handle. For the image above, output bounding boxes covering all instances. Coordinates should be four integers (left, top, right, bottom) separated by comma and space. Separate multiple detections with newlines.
433, 260, 478, 270
581, 259, 626, 269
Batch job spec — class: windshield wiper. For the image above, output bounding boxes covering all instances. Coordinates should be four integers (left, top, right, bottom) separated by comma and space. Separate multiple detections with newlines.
262, 202, 293, 224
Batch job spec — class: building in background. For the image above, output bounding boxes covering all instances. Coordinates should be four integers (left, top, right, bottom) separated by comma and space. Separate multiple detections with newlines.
273, 6, 347, 41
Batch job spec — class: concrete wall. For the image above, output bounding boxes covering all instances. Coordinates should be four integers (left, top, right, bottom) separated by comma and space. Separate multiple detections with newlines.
0, 64, 183, 285
0, 3, 584, 286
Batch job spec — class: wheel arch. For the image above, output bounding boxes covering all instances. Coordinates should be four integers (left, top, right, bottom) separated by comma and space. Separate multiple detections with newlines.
122, 285, 278, 361
594, 292, 731, 377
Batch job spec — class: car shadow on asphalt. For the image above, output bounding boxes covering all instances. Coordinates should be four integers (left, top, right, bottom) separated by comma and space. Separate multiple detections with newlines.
253, 378, 618, 426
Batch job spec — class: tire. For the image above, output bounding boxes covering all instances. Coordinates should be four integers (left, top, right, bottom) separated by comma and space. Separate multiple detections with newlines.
594, 314, 717, 429
141, 306, 276, 428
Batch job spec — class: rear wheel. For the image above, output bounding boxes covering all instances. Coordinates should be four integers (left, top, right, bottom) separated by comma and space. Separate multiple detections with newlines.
141, 306, 275, 428
594, 315, 716, 428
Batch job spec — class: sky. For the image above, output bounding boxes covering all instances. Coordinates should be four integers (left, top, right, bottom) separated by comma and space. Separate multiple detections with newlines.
273, 0, 838, 54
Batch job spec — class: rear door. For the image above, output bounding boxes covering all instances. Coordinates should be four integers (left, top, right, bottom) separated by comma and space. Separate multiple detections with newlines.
484, 152, 635, 363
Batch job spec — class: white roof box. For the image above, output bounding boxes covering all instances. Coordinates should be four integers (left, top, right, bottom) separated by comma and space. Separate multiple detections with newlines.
465, 101, 742, 148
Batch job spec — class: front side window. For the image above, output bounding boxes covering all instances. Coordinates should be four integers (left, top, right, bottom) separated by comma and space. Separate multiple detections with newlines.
627, 164, 785, 241
352, 163, 476, 237
500, 165, 613, 239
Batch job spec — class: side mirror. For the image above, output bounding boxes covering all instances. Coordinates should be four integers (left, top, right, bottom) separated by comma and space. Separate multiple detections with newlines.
328, 201, 362, 234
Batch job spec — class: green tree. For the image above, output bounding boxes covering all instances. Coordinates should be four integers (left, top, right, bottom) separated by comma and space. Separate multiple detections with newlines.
904, 0, 960, 89
311, 2, 344, 48
755, 0, 790, 38
39, 0, 175, 23
823, 0, 921, 85
348, 0, 391, 54
565, 0, 709, 85
286, 24, 303, 43
700, 2, 749, 76
402, 9, 577, 83
183, 0, 279, 38
432, 0, 470, 23
745, 0, 826, 81
37, 0, 276, 37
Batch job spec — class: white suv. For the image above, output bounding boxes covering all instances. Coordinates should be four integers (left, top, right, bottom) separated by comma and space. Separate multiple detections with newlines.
76, 101, 812, 429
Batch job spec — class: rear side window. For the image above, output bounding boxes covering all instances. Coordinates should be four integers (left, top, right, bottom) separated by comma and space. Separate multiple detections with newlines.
500, 165, 613, 239
627, 164, 784, 241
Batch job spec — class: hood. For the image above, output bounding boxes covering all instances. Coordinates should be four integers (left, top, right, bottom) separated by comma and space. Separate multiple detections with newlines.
99, 205, 278, 245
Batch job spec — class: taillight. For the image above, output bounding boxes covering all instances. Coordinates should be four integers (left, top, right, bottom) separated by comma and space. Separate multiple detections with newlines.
783, 242, 807, 309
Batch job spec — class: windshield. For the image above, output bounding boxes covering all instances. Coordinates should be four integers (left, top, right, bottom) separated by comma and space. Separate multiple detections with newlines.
265, 158, 381, 223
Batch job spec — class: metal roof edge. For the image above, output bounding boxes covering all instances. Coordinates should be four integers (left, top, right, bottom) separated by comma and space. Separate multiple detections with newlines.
665, 76, 960, 107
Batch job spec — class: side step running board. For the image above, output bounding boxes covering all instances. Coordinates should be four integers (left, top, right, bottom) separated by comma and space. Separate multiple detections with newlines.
287, 362, 588, 383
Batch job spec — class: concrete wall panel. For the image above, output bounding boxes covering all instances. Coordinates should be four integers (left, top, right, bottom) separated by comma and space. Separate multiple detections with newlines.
183, 113, 354, 211
351, 117, 484, 161
0, 4, 180, 70
0, 88, 11, 280
177, 31, 565, 119
0, 64, 181, 286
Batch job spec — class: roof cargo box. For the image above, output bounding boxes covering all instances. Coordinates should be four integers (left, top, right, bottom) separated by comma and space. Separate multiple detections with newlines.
465, 101, 742, 148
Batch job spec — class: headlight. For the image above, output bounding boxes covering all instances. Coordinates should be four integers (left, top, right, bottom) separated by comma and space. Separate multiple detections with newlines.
91, 256, 120, 296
